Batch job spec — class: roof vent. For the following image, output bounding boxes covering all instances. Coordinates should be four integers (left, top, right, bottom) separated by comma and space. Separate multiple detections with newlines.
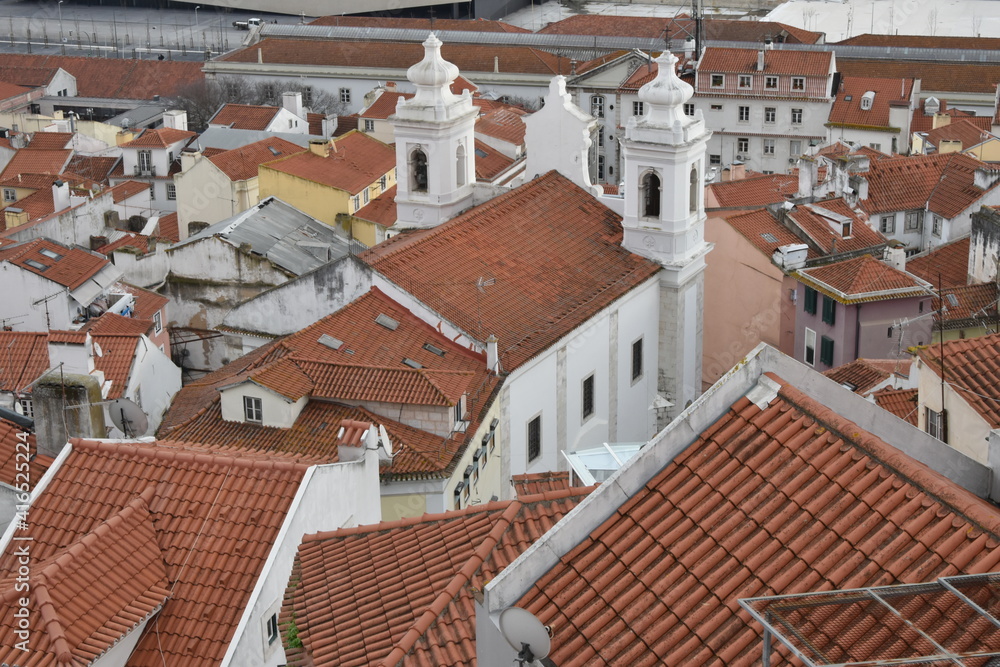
317, 334, 343, 350
423, 342, 446, 356
402, 357, 422, 369
375, 313, 399, 330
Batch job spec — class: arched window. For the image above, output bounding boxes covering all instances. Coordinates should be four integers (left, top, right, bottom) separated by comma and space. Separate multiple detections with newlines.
456, 144, 467, 187
410, 148, 428, 193
641, 171, 661, 218
689, 166, 699, 213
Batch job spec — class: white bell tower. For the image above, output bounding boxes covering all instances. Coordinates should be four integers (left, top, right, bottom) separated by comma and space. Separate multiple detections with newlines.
391, 34, 478, 229
621, 52, 712, 424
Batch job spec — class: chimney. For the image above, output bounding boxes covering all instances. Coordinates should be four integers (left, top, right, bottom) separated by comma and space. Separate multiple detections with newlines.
51, 179, 70, 212
257, 48, 263, 63
308, 139, 330, 157
4, 208, 28, 228
757, 49, 765, 72
731, 162, 746, 180
494, 56, 499, 73
570, 59, 577, 76
886, 245, 906, 271
932, 112, 951, 130
116, 129, 135, 146
162, 109, 188, 131
32, 372, 106, 458
721, 167, 731, 182
282, 91, 303, 118
486, 334, 499, 373
180, 147, 202, 172
939, 139, 963, 154
797, 157, 816, 198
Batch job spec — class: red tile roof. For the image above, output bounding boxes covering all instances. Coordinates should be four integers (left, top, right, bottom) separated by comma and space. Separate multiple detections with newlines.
0, 80, 31, 101
823, 357, 900, 393
0, 238, 111, 290
797, 254, 930, 303
905, 236, 970, 288
221, 39, 572, 76
837, 59, 1000, 96
0, 54, 204, 99
475, 106, 527, 146
707, 173, 799, 208
208, 102, 281, 130
96, 231, 151, 255
119, 127, 195, 149
114, 282, 169, 321
288, 360, 473, 405
473, 139, 516, 181
0, 331, 49, 393
910, 99, 987, 134
26, 131, 73, 149
539, 15, 823, 44
0, 148, 72, 181
724, 208, 818, 260
333, 115, 357, 136
65, 154, 120, 184
511, 470, 571, 498
0, 418, 51, 488
308, 15, 530, 32
0, 438, 308, 666
934, 282, 1000, 326
157, 212, 180, 242
872, 386, 919, 425
861, 153, 998, 218
87, 311, 152, 336
262, 131, 394, 195
360, 90, 412, 119
362, 171, 661, 370
837, 33, 1000, 50
109, 179, 151, 203
352, 185, 396, 227
815, 141, 894, 161
920, 118, 996, 151
207, 137, 302, 181
0, 65, 59, 88
306, 111, 325, 136
281, 487, 591, 667
788, 198, 887, 255
699, 46, 833, 77
919, 333, 1000, 428
0, 186, 55, 222
828, 76, 914, 130
518, 375, 1000, 665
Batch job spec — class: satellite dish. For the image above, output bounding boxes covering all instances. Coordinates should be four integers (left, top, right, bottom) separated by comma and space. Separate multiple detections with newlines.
378, 424, 393, 460
109, 398, 149, 437
93, 341, 104, 358
499, 607, 551, 665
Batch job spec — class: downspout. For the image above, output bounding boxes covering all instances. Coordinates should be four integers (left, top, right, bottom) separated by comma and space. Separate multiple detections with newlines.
854, 304, 861, 360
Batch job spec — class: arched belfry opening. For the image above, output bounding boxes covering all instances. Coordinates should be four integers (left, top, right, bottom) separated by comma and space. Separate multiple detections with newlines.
410, 148, 428, 193
456, 144, 467, 187
641, 171, 661, 218
689, 166, 699, 213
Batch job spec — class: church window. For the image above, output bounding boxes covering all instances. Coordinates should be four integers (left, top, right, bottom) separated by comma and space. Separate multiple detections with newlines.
456, 144, 467, 187
641, 171, 661, 218
689, 167, 699, 213
410, 148, 428, 193
590, 95, 605, 118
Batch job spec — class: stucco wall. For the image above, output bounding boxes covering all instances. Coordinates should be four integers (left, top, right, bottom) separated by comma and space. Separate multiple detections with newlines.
916, 355, 992, 464
220, 383, 306, 428
175, 158, 244, 232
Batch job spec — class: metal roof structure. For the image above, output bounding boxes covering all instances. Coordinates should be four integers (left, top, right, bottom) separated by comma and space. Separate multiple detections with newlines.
172, 196, 353, 275
740, 572, 1000, 666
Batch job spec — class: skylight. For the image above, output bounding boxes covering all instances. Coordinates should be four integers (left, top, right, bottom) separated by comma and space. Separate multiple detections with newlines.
761, 233, 779, 243
24, 259, 49, 271
317, 334, 343, 350
39, 248, 63, 260
375, 313, 399, 330
423, 342, 446, 356
402, 358, 422, 369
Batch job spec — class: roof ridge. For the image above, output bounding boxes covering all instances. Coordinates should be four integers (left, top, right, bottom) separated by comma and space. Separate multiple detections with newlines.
378, 500, 525, 666
513, 484, 597, 504
69, 438, 311, 474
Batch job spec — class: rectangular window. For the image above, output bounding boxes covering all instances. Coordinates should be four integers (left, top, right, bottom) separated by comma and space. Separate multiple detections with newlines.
926, 408, 944, 441
710, 104, 723, 111
737, 137, 749, 153
738, 105, 750, 122
791, 108, 803, 124
710, 154, 721, 165
266, 614, 279, 645
765, 76, 778, 89
582, 374, 595, 421
363, 188, 370, 205
870, 142, 881, 151
352, 195, 360, 210
804, 328, 816, 366
303, 86, 313, 106
711, 74, 725, 88
364, 119, 375, 132
790, 140, 802, 156
763, 138, 775, 155
739, 74, 752, 89
819, 335, 834, 366
527, 415, 541, 463
683, 103, 694, 116
597, 130, 604, 147
804, 286, 817, 314
591, 95, 605, 118
339, 88, 351, 104
166, 184, 176, 200
631, 338, 643, 382
243, 396, 262, 423
905, 210, 921, 231
822, 296, 836, 325
880, 215, 895, 234
932, 216, 943, 237
597, 154, 605, 181
792, 77, 805, 91
764, 107, 776, 123
633, 101, 644, 116
2, 188, 14, 202
380, 174, 388, 190
153, 311, 162, 334
18, 397, 33, 418
454, 395, 465, 423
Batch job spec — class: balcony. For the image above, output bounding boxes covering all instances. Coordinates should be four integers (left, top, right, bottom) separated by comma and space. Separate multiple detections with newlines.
133, 164, 156, 177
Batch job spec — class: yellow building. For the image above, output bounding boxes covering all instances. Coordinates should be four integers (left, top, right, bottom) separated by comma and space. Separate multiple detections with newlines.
258, 130, 396, 247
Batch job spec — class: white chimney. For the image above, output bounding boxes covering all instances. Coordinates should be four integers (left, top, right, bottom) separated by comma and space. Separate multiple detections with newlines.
162, 110, 188, 131
886, 246, 906, 271
51, 179, 70, 212
282, 91, 304, 118
486, 334, 499, 373
757, 49, 766, 72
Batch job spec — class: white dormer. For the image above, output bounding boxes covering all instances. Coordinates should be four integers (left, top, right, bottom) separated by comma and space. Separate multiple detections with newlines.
860, 91, 875, 111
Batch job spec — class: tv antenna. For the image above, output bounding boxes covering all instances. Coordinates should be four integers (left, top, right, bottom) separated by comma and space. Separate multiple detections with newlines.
32, 291, 63, 330
499, 607, 553, 666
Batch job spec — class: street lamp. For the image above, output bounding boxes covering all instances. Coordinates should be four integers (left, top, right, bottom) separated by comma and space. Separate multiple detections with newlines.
58, 1, 63, 43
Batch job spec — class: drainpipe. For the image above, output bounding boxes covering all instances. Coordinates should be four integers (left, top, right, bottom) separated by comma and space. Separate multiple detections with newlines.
854, 304, 861, 361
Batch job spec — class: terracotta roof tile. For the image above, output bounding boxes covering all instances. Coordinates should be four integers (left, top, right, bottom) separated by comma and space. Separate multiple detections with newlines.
789, 198, 887, 255
905, 236, 970, 288
919, 118, 996, 151
0, 54, 204, 99
518, 376, 1000, 664
512, 470, 571, 498
306, 112, 325, 135
0, 438, 308, 666
209, 103, 281, 130
823, 357, 903, 393
0, 149, 72, 181
472, 139, 515, 181
539, 15, 822, 44
119, 127, 195, 149
308, 15, 530, 32
919, 334, 1000, 428
707, 173, 799, 208
66, 154, 120, 184
475, 106, 527, 146
207, 137, 302, 181
838, 33, 1000, 50
837, 59, 1000, 96
288, 359, 474, 405
88, 334, 139, 399
85, 311, 153, 336
360, 90, 412, 119
220, 39, 572, 76
0, 238, 111, 290
0, 186, 55, 222
724, 208, 819, 259
861, 153, 997, 218
828, 76, 914, 130
157, 212, 180, 242
0, 81, 32, 101
0, 331, 49, 393
352, 185, 396, 227
109, 179, 151, 203
797, 254, 930, 303
26, 132, 73, 149
244, 356, 314, 400
910, 99, 988, 134
333, 115, 357, 136
934, 282, 999, 326
815, 141, 894, 161
114, 281, 170, 321
362, 171, 661, 370
96, 232, 151, 255
0, 65, 59, 87
281, 487, 591, 667
699, 46, 833, 77
0, 418, 52, 487
262, 131, 394, 195
872, 386, 919, 425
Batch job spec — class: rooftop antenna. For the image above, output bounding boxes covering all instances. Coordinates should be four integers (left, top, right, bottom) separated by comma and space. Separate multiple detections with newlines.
499, 607, 552, 666
692, 0, 704, 60
32, 291, 63, 330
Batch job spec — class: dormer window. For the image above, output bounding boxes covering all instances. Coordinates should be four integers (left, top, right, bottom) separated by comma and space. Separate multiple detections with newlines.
738, 75, 752, 89
842, 222, 852, 238
860, 91, 875, 111
765, 76, 778, 90
791, 77, 805, 91
710, 74, 724, 88
454, 394, 467, 423
243, 396, 262, 423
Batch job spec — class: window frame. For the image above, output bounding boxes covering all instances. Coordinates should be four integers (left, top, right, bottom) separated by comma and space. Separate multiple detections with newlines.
339, 87, 351, 104
738, 105, 750, 122
926, 407, 944, 441
582, 374, 595, 421
763, 138, 776, 155
880, 215, 895, 234
364, 119, 375, 132
153, 311, 162, 334
738, 74, 752, 89
804, 286, 818, 314
804, 328, 816, 366
765, 75, 779, 90
166, 183, 177, 201
631, 337, 643, 383
822, 296, 837, 325
764, 107, 776, 123
3, 188, 16, 202
905, 210, 921, 232
819, 335, 834, 366
243, 395, 263, 423
683, 103, 695, 117
791, 76, 805, 91
527, 414, 542, 463
737, 137, 749, 153
590, 95, 605, 118
791, 108, 803, 124
710, 74, 725, 88
932, 215, 943, 237
632, 101, 645, 116
18, 397, 33, 418
265, 613, 279, 646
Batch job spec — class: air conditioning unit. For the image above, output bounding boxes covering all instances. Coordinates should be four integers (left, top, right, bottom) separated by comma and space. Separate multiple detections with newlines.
735, 154, 745, 161
788, 158, 797, 164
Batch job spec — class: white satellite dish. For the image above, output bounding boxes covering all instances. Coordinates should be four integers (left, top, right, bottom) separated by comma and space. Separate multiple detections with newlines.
93, 341, 104, 358
377, 424, 393, 460
499, 607, 551, 665
109, 398, 149, 437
